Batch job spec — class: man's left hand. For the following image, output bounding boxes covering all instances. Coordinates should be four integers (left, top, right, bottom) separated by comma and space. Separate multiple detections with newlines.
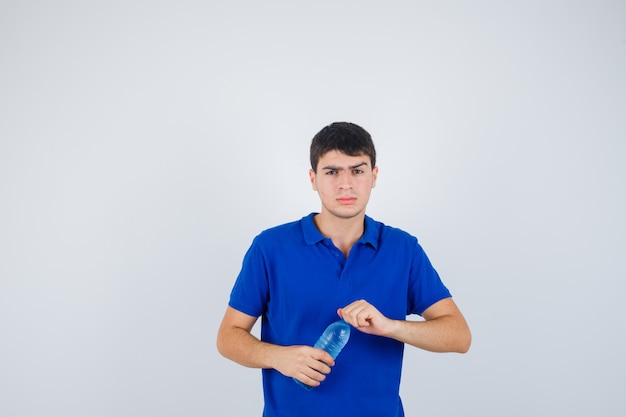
337, 299, 393, 337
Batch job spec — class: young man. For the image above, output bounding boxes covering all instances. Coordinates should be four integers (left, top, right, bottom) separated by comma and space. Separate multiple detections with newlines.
217, 122, 471, 416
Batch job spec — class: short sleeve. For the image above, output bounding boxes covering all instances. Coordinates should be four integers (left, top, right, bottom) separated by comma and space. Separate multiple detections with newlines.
407, 239, 452, 316
228, 236, 270, 318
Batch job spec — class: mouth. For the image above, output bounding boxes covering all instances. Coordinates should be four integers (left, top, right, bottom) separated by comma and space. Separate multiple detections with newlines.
336, 197, 357, 205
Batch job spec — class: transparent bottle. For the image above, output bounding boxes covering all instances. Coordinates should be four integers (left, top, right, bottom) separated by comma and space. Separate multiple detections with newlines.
294, 319, 351, 390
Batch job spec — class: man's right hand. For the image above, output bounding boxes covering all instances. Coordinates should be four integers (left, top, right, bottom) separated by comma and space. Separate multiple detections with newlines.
274, 345, 335, 387
218, 307, 335, 387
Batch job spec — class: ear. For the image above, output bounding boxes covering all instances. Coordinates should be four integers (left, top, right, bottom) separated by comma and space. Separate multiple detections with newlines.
372, 166, 379, 188
309, 169, 317, 191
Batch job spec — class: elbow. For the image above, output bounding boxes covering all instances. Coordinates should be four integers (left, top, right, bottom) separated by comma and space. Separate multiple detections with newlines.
216, 338, 225, 358
456, 329, 472, 354
451, 313, 472, 353
216, 327, 230, 359
457, 340, 471, 354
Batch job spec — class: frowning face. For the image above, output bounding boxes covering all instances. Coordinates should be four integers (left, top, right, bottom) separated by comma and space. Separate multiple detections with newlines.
309, 150, 378, 221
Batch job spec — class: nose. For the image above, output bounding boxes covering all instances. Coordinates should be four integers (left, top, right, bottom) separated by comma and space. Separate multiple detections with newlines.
338, 171, 352, 189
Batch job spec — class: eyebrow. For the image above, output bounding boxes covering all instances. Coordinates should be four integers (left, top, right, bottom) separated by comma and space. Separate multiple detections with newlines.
321, 162, 369, 171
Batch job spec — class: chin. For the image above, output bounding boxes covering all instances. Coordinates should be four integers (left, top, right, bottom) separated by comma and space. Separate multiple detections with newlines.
331, 207, 364, 219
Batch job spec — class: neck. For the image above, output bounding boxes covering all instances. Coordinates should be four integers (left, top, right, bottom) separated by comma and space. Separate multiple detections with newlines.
313, 212, 365, 257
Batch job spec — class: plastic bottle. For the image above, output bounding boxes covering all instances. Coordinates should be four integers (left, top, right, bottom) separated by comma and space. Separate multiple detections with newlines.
294, 319, 351, 390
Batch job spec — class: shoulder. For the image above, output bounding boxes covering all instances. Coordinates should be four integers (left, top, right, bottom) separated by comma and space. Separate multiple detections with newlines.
253, 215, 311, 246
366, 215, 419, 245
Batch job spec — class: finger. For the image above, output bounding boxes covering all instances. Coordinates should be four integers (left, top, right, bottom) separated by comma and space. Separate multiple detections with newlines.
294, 371, 322, 387
351, 309, 373, 328
346, 305, 370, 326
308, 359, 332, 376
339, 308, 358, 326
311, 349, 335, 368
297, 358, 332, 386
342, 300, 368, 315
342, 299, 366, 311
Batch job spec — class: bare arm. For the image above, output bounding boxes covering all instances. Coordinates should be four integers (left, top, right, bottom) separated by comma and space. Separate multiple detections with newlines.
216, 306, 335, 387
338, 298, 471, 353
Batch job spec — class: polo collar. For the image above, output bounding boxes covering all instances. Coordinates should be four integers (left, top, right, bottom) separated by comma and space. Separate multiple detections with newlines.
301, 213, 379, 249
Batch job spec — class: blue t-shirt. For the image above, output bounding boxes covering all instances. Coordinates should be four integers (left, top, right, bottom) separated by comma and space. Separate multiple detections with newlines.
229, 213, 451, 417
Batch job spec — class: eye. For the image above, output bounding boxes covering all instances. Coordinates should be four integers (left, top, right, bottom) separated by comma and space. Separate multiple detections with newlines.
353, 169, 364, 174
326, 170, 337, 175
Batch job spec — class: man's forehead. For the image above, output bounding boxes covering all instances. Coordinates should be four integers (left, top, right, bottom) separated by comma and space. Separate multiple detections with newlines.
318, 150, 369, 166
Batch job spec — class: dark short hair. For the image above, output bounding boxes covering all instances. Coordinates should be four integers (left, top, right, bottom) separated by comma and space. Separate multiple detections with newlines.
310, 122, 377, 172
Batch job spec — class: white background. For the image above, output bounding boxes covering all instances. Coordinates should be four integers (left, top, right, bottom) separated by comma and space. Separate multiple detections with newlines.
1, 1, 624, 416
